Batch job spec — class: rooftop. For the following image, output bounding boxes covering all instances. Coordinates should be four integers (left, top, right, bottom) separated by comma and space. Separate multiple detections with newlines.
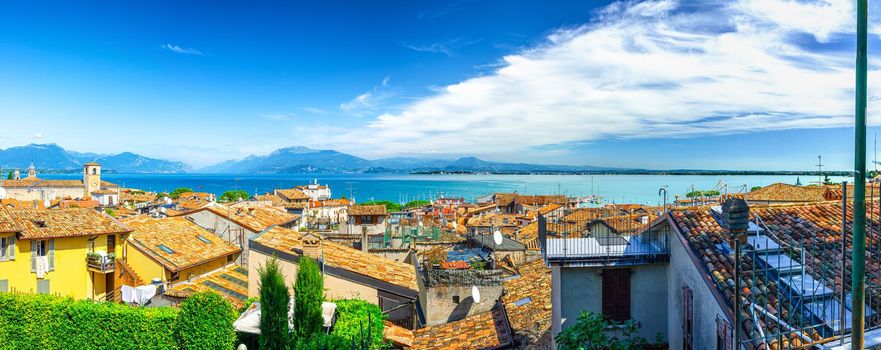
7, 207, 130, 239
502, 258, 552, 346
349, 204, 387, 216
165, 265, 249, 308
195, 205, 299, 233
123, 216, 241, 273
411, 301, 513, 349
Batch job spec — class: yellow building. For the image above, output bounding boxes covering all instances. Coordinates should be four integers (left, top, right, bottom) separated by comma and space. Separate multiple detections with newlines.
0, 207, 132, 300
122, 216, 241, 287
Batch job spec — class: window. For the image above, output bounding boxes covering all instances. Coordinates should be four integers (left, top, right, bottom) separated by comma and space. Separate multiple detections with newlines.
107, 235, 116, 254
0, 280, 7, 292
602, 268, 631, 321
716, 315, 731, 350
196, 235, 212, 244
452, 295, 460, 304
37, 280, 50, 294
683, 285, 694, 350
0, 236, 14, 261
30, 239, 54, 273
157, 244, 175, 254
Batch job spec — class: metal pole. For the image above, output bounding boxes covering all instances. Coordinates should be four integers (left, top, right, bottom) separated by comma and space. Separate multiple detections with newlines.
842, 181, 848, 343
852, 0, 869, 347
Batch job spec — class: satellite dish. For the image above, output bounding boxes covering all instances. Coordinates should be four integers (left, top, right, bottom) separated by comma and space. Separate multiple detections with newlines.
0, 188, 6, 199
164, 197, 172, 205
452, 222, 457, 229
160, 207, 167, 214
493, 230, 503, 245
472, 286, 481, 304
43, 199, 51, 208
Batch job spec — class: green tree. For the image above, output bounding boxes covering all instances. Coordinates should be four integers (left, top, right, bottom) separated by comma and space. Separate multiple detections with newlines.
258, 257, 291, 350
220, 190, 250, 202
750, 186, 762, 192
5, 170, 11, 180
404, 200, 431, 209
685, 190, 720, 198
823, 175, 833, 185
169, 188, 194, 199
360, 200, 401, 212
555, 312, 650, 350
104, 208, 116, 217
294, 256, 325, 339
330, 299, 385, 349
175, 292, 237, 350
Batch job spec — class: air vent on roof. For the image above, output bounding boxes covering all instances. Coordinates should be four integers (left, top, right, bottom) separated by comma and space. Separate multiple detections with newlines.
514, 297, 533, 306
32, 220, 46, 228
158, 244, 175, 254
196, 235, 212, 244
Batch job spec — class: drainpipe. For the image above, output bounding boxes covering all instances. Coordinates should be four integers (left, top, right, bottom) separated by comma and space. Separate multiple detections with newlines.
852, 0, 868, 347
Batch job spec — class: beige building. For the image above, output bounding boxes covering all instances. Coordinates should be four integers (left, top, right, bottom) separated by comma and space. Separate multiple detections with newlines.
249, 226, 421, 329
0, 162, 119, 206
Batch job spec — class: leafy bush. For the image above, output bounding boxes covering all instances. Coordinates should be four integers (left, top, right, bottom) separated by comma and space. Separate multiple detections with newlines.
0, 292, 178, 349
292, 333, 351, 350
403, 200, 431, 209
555, 311, 653, 350
750, 186, 762, 191
294, 256, 325, 339
331, 299, 385, 349
175, 292, 237, 350
220, 190, 250, 202
258, 256, 292, 349
684, 190, 720, 198
104, 208, 116, 217
169, 187, 194, 199
360, 200, 402, 212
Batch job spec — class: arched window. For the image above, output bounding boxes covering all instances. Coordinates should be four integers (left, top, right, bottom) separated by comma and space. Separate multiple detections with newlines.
91, 168, 97, 174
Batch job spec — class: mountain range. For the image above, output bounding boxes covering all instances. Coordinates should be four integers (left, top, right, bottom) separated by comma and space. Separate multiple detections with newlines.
0, 144, 191, 173
1, 144, 612, 174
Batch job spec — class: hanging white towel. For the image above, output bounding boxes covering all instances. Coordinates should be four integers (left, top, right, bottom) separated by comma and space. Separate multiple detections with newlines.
121, 285, 136, 304
35, 256, 48, 279
134, 284, 157, 306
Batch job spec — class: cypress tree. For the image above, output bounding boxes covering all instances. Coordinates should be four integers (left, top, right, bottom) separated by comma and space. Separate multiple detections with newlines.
258, 257, 291, 349
294, 256, 324, 339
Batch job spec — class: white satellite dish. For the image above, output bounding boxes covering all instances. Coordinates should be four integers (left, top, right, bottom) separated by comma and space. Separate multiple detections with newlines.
0, 188, 6, 200
43, 199, 51, 208
472, 286, 481, 304
164, 197, 172, 205
493, 230, 503, 245
452, 222, 458, 229
160, 207, 167, 214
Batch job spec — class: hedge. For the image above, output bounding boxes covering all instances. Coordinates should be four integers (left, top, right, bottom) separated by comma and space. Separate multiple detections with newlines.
0, 291, 235, 350
175, 292, 237, 350
330, 299, 385, 349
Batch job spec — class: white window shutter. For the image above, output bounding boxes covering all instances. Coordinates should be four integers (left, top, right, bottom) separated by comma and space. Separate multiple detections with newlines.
48, 239, 55, 271
30, 241, 37, 272
8, 237, 13, 260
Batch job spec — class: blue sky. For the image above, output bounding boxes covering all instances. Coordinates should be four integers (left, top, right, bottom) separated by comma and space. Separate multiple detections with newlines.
0, 0, 878, 170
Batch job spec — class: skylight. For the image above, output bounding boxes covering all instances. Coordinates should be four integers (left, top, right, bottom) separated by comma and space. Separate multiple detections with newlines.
157, 244, 175, 254
196, 235, 212, 244
514, 297, 532, 306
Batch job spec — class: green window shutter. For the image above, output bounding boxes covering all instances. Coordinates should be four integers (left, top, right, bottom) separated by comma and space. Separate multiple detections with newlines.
0, 237, 5, 261
36, 280, 49, 294
30, 241, 37, 273
9, 236, 13, 260
0, 280, 7, 292
48, 239, 55, 271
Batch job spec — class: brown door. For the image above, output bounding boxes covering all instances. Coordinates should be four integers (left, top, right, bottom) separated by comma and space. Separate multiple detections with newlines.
602, 268, 631, 321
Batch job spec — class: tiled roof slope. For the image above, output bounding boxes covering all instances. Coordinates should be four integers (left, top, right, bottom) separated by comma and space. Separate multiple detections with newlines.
349, 204, 387, 216
123, 216, 241, 272
200, 205, 299, 232
166, 265, 249, 308
0, 208, 21, 233
254, 226, 417, 291
668, 201, 881, 348
503, 258, 552, 346
747, 183, 829, 202
411, 302, 513, 349
8, 208, 131, 239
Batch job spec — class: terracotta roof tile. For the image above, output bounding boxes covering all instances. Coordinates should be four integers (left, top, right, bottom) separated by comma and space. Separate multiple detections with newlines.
349, 204, 387, 216
123, 216, 241, 272
197, 205, 299, 233
503, 258, 551, 345
254, 227, 417, 291
411, 302, 512, 349
7, 208, 130, 239
165, 265, 249, 308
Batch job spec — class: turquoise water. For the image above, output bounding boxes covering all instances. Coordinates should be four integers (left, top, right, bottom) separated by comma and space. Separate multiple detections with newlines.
42, 173, 850, 206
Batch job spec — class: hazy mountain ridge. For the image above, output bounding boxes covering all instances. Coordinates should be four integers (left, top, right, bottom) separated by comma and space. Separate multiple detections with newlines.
0, 144, 191, 173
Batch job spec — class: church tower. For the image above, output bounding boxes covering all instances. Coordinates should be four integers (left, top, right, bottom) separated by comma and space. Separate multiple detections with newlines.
83, 162, 101, 197
27, 162, 36, 178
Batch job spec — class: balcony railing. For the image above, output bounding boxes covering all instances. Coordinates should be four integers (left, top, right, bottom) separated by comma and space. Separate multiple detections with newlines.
544, 231, 670, 266
86, 254, 115, 273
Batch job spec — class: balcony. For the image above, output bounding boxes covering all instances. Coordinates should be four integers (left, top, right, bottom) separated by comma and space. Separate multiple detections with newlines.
544, 231, 670, 267
86, 253, 115, 273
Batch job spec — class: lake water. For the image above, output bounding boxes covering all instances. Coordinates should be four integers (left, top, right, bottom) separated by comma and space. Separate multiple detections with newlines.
41, 173, 851, 206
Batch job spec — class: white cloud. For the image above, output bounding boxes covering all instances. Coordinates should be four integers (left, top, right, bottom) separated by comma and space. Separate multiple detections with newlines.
161, 43, 203, 55
339, 77, 395, 116
403, 38, 481, 57
319, 0, 879, 159
259, 112, 295, 121
32, 132, 43, 139
300, 107, 330, 114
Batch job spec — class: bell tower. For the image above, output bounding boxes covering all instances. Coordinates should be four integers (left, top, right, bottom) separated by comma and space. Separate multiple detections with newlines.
83, 162, 101, 197
27, 162, 36, 178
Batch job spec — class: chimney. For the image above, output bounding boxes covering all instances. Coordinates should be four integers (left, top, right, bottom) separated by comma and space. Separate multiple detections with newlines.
722, 198, 750, 246
361, 226, 369, 252
301, 233, 322, 259
13, 169, 19, 180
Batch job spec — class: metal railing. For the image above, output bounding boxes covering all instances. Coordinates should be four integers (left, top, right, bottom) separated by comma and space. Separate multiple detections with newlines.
86, 255, 115, 273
